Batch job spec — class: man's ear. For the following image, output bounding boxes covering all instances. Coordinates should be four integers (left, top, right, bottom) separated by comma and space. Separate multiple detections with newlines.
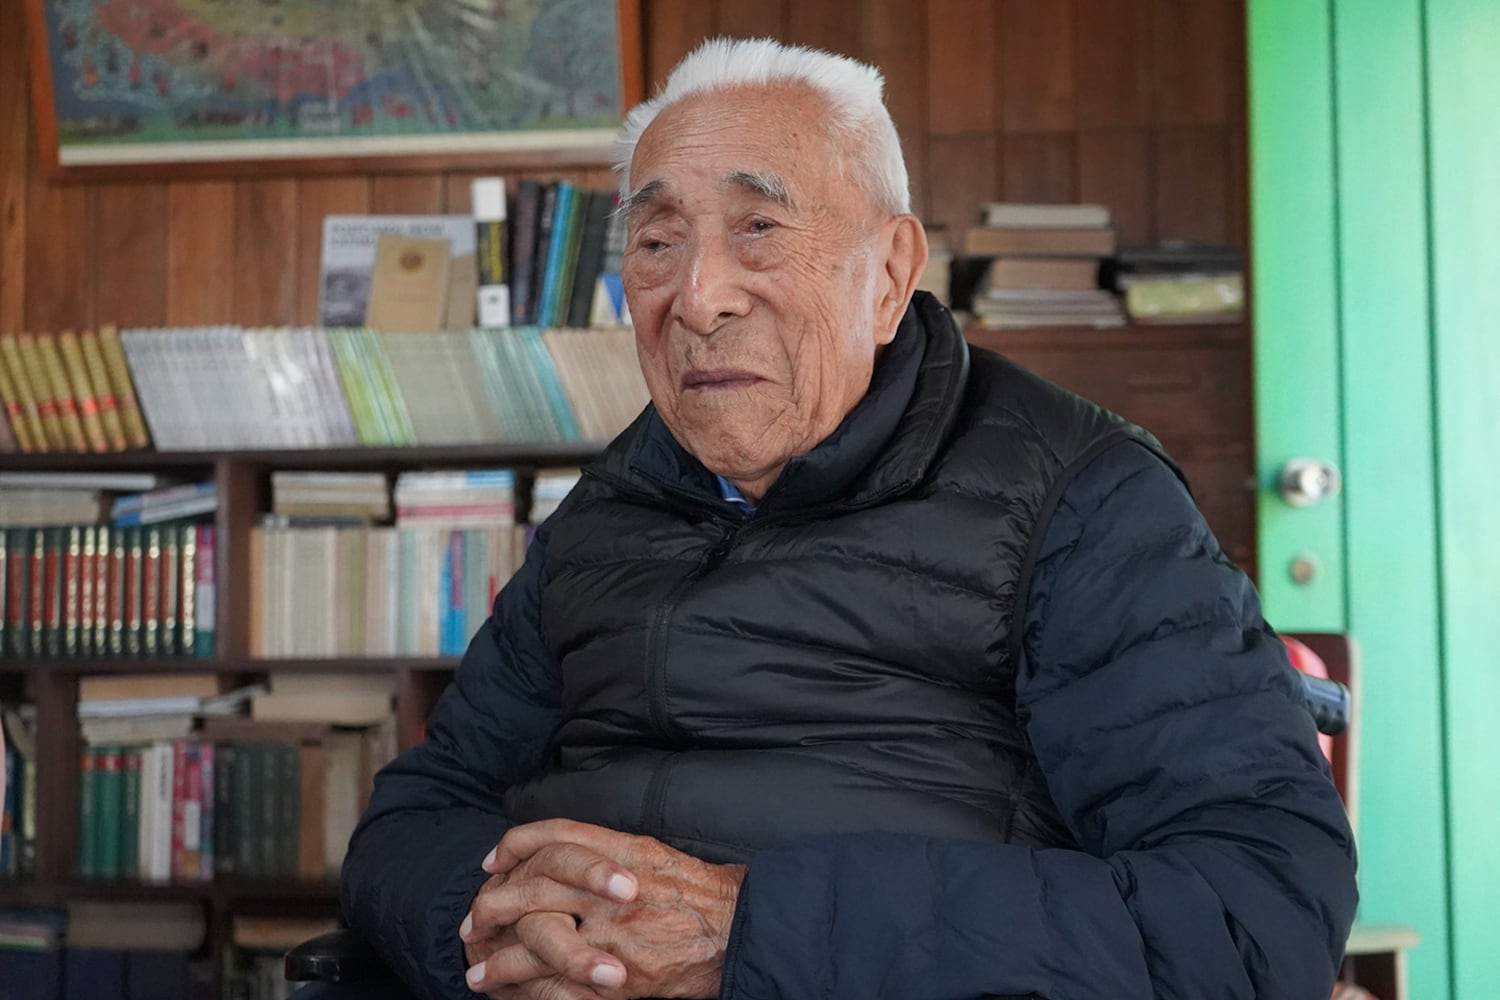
872, 214, 929, 345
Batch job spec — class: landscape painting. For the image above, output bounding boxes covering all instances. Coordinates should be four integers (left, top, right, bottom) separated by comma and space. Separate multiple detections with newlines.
28, 0, 642, 176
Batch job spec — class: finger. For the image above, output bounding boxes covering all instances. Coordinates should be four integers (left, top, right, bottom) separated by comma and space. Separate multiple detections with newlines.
528, 842, 639, 902
484, 820, 640, 882
471, 871, 599, 930
468, 914, 622, 996
515, 911, 628, 992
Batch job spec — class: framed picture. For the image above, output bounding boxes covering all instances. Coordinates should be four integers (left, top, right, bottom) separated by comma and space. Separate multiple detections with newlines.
26, 0, 645, 180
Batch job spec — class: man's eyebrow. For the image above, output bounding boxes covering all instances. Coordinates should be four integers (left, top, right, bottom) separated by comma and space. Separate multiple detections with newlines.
725, 169, 793, 209
619, 179, 667, 223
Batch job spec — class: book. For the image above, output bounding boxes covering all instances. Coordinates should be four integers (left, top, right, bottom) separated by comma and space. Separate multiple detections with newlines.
317, 215, 476, 327
55, 331, 110, 452
95, 325, 151, 449
363, 235, 452, 333
13, 334, 65, 450
0, 334, 40, 453
986, 256, 1100, 291
978, 202, 1112, 229
472, 177, 510, 327
963, 226, 1117, 258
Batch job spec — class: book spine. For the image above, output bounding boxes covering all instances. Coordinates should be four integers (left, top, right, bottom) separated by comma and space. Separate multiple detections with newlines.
179, 524, 197, 657
182, 742, 203, 880
97, 525, 116, 656
214, 742, 236, 877
14, 333, 66, 450
170, 740, 189, 879
198, 741, 215, 879
27, 529, 46, 658
77, 525, 95, 657
275, 743, 300, 878
34, 333, 89, 451
120, 748, 141, 880
56, 331, 110, 452
97, 324, 151, 449
473, 177, 511, 328
77, 748, 98, 878
95, 744, 123, 879
39, 527, 63, 657
123, 526, 143, 656
78, 329, 129, 450
142, 526, 161, 656
195, 525, 216, 656
0, 333, 39, 452
3, 529, 23, 656
63, 525, 82, 656
234, 744, 258, 878
0, 530, 7, 656
160, 526, 179, 656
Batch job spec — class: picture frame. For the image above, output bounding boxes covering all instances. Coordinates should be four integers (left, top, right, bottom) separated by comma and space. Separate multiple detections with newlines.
25, 0, 645, 181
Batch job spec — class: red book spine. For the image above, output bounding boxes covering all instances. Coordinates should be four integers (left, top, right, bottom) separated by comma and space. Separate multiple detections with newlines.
182, 743, 203, 880
142, 527, 161, 655
170, 740, 189, 879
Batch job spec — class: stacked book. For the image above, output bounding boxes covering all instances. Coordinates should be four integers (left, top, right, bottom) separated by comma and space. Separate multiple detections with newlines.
964, 203, 1126, 329
1111, 243, 1245, 324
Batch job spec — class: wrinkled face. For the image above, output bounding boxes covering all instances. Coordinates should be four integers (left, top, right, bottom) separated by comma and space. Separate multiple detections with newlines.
622, 84, 913, 501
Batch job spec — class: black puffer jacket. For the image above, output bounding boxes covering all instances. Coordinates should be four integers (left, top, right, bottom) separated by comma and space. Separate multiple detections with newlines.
343, 293, 1357, 999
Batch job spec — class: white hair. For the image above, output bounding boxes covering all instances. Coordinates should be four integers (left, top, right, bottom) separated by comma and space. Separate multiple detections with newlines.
612, 37, 911, 216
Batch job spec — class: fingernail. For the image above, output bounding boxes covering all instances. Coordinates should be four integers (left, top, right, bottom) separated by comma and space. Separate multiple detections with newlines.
607, 873, 637, 901
482, 847, 498, 871
465, 961, 486, 987
591, 963, 626, 988
459, 914, 472, 940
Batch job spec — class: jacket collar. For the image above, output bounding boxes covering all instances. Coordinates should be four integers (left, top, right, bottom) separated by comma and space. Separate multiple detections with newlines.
595, 292, 970, 516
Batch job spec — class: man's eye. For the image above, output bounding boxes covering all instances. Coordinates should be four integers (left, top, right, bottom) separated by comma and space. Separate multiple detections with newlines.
747, 219, 777, 235
640, 238, 669, 252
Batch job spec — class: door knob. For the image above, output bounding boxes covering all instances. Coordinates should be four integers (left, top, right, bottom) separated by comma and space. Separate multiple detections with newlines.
1278, 458, 1342, 507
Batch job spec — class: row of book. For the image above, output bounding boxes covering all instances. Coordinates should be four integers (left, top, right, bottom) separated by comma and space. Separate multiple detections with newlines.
76, 731, 377, 884
121, 324, 647, 451
0, 902, 213, 1000
0, 328, 151, 456
0, 524, 216, 660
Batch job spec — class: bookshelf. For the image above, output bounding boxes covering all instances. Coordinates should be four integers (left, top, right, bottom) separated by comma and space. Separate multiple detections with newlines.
0, 442, 600, 994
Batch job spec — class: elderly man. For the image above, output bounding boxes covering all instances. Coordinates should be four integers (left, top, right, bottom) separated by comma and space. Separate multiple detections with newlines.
342, 38, 1356, 1000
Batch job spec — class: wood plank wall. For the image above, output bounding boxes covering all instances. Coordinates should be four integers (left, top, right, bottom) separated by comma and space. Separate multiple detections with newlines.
0, 0, 1252, 560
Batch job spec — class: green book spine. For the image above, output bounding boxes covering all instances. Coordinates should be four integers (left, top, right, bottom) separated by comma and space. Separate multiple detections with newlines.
257, 743, 278, 879
235, 743, 261, 878
76, 748, 98, 878
95, 745, 124, 879
214, 743, 236, 877
275, 743, 301, 878
120, 749, 141, 880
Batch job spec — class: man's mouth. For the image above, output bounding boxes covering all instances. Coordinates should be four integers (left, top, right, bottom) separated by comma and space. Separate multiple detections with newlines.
682, 369, 762, 390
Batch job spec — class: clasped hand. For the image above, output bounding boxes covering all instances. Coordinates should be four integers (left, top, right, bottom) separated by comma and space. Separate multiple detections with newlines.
461, 819, 747, 999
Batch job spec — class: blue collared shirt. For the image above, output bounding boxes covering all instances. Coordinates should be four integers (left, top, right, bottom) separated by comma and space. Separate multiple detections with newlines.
715, 474, 756, 516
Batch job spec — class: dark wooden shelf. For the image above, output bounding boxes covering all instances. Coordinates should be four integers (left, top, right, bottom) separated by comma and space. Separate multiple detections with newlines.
0, 442, 605, 472
0, 877, 338, 907
0, 655, 461, 675
966, 320, 1246, 351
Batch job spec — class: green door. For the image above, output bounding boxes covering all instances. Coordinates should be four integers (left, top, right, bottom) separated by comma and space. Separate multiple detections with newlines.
1250, 3, 1500, 999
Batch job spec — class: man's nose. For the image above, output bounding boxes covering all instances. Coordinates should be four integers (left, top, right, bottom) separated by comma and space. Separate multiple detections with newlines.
673, 232, 750, 336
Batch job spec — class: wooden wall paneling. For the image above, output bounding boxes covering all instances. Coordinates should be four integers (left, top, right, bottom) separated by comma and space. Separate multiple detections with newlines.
23, 153, 93, 334
93, 184, 168, 329
644, 0, 716, 86
1001, 133, 1077, 204
233, 180, 299, 327
788, 0, 862, 57
999, 0, 1076, 132
1077, 128, 1152, 244
1149, 0, 1233, 127
368, 176, 445, 215
0, 0, 28, 334
1073, 0, 1151, 128
296, 177, 370, 326
1153, 126, 1232, 244
926, 0, 998, 136
715, 0, 789, 40
861, 0, 928, 217
164, 182, 237, 326
926, 134, 1000, 246
1225, 4, 1250, 249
